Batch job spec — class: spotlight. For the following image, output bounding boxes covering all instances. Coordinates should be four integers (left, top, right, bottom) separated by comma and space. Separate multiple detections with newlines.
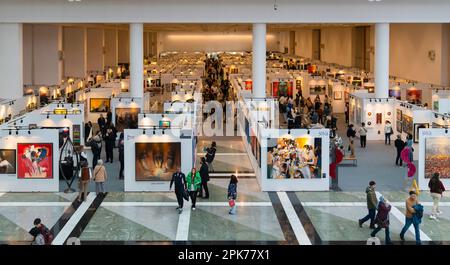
446, 129, 448, 134
15, 130, 18, 135
288, 130, 291, 135
20, 119, 23, 123
143, 129, 146, 135
370, 99, 372, 102
307, 129, 310, 135
131, 98, 134, 102
28, 130, 31, 135
162, 129, 165, 135
386, 99, 388, 102
47, 114, 50, 119
153, 129, 156, 135
57, 104, 59, 108
77, 103, 80, 107
443, 116, 446, 121
435, 114, 439, 118
13, 122, 16, 126
144, 113, 146, 118
64, 115, 67, 119
9, 130, 11, 135
119, 98, 122, 102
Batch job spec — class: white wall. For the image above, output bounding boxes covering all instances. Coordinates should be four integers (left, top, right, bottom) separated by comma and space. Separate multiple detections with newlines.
104, 28, 118, 68
86, 28, 104, 72
157, 31, 278, 53
295, 29, 313, 59
390, 24, 445, 85
63, 27, 86, 78
0, 23, 23, 99
320, 27, 353, 67
0, 129, 59, 192
118, 29, 129, 64
278, 31, 289, 53
32, 24, 62, 85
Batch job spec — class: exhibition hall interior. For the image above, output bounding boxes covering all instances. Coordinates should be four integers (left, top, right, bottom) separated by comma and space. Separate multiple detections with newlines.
0, 0, 450, 246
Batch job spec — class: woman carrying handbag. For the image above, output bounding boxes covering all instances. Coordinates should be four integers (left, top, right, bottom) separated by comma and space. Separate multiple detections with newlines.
228, 175, 238, 215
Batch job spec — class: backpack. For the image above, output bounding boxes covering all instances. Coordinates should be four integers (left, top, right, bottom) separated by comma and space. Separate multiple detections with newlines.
40, 225, 54, 245
413, 204, 424, 219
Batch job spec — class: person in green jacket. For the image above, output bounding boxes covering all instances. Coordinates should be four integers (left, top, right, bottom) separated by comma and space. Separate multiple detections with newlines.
358, 180, 378, 229
186, 167, 202, 210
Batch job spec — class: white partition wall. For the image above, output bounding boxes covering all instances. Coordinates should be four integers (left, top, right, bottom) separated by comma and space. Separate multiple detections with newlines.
0, 129, 59, 192
123, 128, 194, 192
418, 128, 450, 190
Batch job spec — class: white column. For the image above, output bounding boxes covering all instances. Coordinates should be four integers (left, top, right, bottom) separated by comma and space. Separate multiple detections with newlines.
375, 23, 389, 99
130, 23, 144, 98
0, 23, 23, 99
252, 23, 266, 98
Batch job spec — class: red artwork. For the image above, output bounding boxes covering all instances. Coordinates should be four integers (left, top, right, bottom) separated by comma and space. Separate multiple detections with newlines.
17, 143, 53, 179
287, 82, 294, 97
272, 82, 279, 97
245, 80, 252, 91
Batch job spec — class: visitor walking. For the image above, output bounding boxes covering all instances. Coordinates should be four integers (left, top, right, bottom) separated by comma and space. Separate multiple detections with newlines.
186, 167, 201, 210
428, 172, 446, 220
198, 157, 210, 199
90, 132, 102, 169
228, 174, 238, 215
358, 181, 378, 229
346, 124, 356, 157
370, 196, 392, 245
93, 159, 107, 195
205, 141, 217, 172
400, 191, 422, 245
394, 135, 405, 166
105, 127, 116, 163
384, 121, 393, 145
358, 122, 368, 148
77, 161, 91, 202
170, 167, 187, 214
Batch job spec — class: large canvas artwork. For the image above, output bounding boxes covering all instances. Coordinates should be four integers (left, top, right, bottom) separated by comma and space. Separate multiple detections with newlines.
0, 149, 16, 174
402, 114, 413, 135
90, 98, 110, 113
389, 89, 401, 100
396, 120, 403, 133
309, 85, 326, 95
135, 142, 181, 181
267, 137, 322, 179
425, 137, 450, 179
17, 143, 53, 179
406, 89, 422, 104
115, 108, 140, 132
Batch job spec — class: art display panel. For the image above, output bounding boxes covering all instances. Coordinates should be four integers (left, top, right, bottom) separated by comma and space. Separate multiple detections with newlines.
90, 98, 111, 113
309, 85, 326, 95
402, 114, 413, 135
115, 108, 140, 132
389, 89, 401, 100
425, 137, 450, 179
267, 137, 323, 179
17, 143, 53, 179
0, 149, 16, 174
333, 91, 342, 100
135, 142, 181, 181
406, 89, 422, 104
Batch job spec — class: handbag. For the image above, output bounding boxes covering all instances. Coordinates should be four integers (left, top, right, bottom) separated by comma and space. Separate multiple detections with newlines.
182, 189, 189, 201
228, 199, 235, 207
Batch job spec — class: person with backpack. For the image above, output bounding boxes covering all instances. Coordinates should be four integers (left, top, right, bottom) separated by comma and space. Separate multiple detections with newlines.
205, 141, 217, 172
359, 181, 378, 229
228, 175, 238, 215
93, 159, 107, 196
186, 167, 201, 210
198, 157, 210, 199
30, 218, 53, 245
170, 167, 187, 214
78, 161, 92, 202
428, 172, 446, 220
400, 191, 422, 245
370, 196, 392, 245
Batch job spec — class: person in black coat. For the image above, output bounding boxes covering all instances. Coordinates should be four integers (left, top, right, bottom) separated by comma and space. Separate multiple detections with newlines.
170, 168, 187, 213
97, 114, 106, 137
106, 110, 113, 125
84, 121, 92, 143
205, 141, 217, 172
118, 133, 124, 179
104, 127, 116, 163
198, 157, 210, 199
394, 135, 405, 166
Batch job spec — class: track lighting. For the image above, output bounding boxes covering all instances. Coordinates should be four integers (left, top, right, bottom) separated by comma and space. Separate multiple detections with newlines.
144, 113, 146, 118
307, 129, 310, 135
131, 98, 134, 102
47, 114, 50, 119
9, 130, 11, 135
28, 130, 31, 135
20, 119, 23, 123
143, 129, 146, 135
64, 115, 67, 119
15, 130, 18, 135
446, 129, 448, 134
153, 129, 156, 135
288, 130, 291, 135
162, 129, 165, 135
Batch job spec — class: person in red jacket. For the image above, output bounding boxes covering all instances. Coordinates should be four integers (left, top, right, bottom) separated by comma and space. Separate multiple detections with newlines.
370, 196, 392, 245
429, 172, 446, 220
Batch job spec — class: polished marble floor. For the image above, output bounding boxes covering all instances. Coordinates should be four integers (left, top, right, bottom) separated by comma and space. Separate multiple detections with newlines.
1, 184, 449, 245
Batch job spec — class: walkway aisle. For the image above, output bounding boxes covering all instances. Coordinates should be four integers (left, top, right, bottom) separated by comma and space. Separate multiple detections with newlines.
334, 113, 409, 191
